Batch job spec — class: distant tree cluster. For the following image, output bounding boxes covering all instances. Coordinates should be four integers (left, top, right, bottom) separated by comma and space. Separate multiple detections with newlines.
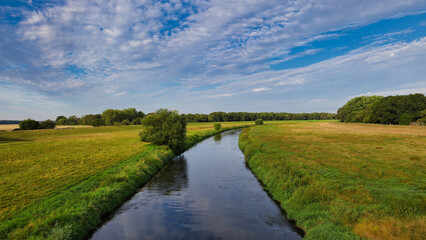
101, 108, 145, 126
337, 93, 426, 125
183, 112, 336, 122
19, 119, 55, 130
55, 108, 145, 127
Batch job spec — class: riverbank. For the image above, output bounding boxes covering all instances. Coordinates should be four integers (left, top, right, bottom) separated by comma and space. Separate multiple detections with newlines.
239, 121, 425, 239
0, 123, 249, 239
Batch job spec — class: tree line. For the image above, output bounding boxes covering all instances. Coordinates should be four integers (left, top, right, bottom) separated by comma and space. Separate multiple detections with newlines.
17, 108, 337, 130
183, 112, 336, 122
337, 93, 426, 125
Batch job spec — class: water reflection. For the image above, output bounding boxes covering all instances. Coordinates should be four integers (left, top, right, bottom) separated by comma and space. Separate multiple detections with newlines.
91, 130, 302, 240
145, 155, 188, 194
213, 134, 221, 141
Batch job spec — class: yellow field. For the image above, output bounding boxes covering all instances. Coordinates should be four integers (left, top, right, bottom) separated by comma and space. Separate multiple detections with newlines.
0, 124, 93, 132
239, 121, 426, 239
0, 125, 19, 132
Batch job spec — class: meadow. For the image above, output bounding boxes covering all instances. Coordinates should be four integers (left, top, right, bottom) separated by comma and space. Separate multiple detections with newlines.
0, 122, 250, 239
239, 121, 425, 239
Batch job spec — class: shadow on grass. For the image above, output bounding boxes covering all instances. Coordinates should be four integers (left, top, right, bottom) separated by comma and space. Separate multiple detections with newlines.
0, 136, 30, 143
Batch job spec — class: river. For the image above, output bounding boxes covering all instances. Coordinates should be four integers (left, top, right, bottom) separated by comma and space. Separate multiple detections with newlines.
91, 130, 302, 240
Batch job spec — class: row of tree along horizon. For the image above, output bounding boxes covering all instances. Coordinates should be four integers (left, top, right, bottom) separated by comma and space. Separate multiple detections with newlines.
10, 93, 426, 128
54, 109, 337, 127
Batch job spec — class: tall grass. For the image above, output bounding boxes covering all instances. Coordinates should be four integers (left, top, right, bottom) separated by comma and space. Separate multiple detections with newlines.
239, 121, 425, 239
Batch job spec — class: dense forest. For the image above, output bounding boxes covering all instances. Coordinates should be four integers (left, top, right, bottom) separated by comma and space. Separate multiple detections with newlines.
337, 93, 426, 125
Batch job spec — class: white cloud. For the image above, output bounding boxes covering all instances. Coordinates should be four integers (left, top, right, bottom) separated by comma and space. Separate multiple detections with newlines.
252, 87, 270, 92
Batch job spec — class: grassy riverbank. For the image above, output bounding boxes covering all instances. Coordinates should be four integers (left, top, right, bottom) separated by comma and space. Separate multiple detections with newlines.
0, 122, 249, 239
239, 121, 425, 239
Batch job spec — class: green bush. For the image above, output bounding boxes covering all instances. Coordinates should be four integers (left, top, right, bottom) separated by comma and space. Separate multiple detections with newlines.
399, 113, 413, 125
19, 119, 40, 130
121, 119, 130, 125
40, 119, 56, 129
130, 117, 142, 125
139, 109, 187, 154
417, 110, 426, 125
91, 119, 104, 127
214, 123, 221, 130
255, 118, 264, 125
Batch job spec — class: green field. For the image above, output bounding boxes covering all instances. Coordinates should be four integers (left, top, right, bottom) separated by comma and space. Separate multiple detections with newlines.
239, 121, 425, 239
0, 122, 250, 239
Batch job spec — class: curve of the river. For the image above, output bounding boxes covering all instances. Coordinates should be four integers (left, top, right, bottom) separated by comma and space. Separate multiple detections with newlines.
91, 130, 303, 240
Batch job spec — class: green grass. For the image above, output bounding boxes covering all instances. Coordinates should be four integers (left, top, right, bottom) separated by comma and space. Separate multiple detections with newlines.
239, 121, 425, 240
0, 122, 250, 239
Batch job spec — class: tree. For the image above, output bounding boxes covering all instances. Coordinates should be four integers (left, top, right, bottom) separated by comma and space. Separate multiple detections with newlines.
214, 123, 221, 130
369, 94, 426, 124
92, 118, 104, 127
56, 116, 66, 122
40, 119, 56, 129
337, 96, 383, 122
139, 109, 187, 154
255, 118, 264, 125
19, 119, 40, 130
81, 114, 102, 125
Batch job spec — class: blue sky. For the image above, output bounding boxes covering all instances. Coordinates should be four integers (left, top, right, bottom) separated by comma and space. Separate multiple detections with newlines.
0, 0, 426, 120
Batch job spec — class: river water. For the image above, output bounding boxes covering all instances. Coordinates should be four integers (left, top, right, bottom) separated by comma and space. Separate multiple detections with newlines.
91, 130, 302, 240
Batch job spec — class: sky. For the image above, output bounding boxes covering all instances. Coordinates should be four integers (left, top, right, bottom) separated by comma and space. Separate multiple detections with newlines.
1, 0, 426, 120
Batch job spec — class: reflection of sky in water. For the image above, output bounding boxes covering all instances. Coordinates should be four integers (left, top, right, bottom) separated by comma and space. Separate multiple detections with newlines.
92, 130, 302, 240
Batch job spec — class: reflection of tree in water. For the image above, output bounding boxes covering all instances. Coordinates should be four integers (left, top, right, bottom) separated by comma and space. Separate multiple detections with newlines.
147, 155, 188, 195
214, 134, 222, 141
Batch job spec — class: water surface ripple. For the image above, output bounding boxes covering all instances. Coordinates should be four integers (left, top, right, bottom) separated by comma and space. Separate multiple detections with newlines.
91, 130, 302, 240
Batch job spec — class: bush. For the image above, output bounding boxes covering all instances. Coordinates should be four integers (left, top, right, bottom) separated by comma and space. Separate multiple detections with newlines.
255, 118, 264, 125
92, 118, 104, 127
399, 113, 413, 125
214, 123, 221, 130
121, 119, 130, 125
417, 110, 426, 125
19, 119, 40, 130
139, 109, 187, 154
130, 117, 142, 125
40, 119, 56, 129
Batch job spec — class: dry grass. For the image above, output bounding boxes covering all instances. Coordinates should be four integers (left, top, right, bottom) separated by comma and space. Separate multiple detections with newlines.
0, 125, 19, 132
239, 121, 426, 239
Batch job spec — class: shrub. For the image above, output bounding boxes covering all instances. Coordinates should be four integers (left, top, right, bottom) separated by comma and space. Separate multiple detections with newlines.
40, 119, 56, 129
139, 109, 187, 154
130, 117, 142, 125
19, 119, 40, 130
255, 118, 264, 125
416, 110, 426, 125
214, 123, 221, 130
92, 118, 104, 127
121, 119, 130, 125
399, 113, 413, 125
